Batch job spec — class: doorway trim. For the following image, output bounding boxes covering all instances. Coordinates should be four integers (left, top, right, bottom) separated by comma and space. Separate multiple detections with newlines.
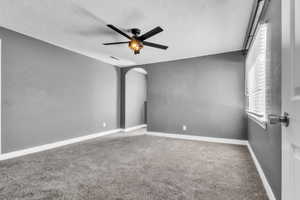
281, 0, 295, 199
0, 38, 2, 154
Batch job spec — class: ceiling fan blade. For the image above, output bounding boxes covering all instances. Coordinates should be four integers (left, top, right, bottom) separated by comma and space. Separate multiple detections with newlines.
139, 26, 163, 41
143, 41, 168, 50
107, 24, 132, 40
103, 42, 129, 45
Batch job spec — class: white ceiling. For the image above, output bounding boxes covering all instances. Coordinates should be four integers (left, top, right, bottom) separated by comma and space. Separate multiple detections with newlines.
0, 0, 254, 67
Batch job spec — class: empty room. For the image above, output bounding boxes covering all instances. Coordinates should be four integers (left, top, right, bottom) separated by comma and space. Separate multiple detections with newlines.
0, 0, 299, 200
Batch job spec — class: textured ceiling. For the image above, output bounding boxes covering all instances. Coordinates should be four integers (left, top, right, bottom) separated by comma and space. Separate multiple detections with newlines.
0, 0, 254, 67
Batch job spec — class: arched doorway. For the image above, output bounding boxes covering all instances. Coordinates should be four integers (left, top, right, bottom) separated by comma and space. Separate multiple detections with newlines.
124, 67, 147, 130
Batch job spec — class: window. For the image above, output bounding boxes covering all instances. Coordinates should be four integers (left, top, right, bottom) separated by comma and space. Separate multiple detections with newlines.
245, 24, 269, 128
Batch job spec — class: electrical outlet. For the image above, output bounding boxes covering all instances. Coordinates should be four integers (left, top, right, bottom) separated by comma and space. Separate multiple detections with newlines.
102, 122, 107, 128
182, 125, 187, 131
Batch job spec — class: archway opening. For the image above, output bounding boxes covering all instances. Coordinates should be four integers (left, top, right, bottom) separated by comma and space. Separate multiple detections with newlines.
125, 68, 147, 130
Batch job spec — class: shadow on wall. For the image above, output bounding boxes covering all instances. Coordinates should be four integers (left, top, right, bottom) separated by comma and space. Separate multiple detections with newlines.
125, 68, 147, 128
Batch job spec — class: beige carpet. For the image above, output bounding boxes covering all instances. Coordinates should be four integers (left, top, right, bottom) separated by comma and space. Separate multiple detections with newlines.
0, 130, 268, 200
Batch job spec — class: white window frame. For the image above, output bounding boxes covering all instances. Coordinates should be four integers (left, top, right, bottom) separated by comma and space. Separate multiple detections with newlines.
245, 23, 270, 129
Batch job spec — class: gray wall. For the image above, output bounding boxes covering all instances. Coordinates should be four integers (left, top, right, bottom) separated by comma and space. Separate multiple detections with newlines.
0, 27, 120, 153
247, 0, 282, 199
145, 51, 247, 139
125, 69, 147, 128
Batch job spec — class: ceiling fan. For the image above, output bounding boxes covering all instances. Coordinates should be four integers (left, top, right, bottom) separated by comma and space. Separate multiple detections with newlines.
103, 24, 168, 55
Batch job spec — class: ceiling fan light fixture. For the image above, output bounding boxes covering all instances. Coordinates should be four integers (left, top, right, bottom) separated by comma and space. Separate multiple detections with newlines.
129, 39, 143, 54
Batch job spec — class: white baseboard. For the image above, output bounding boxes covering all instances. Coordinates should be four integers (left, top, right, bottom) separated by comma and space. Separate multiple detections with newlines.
0, 128, 122, 161
146, 131, 248, 145
247, 142, 276, 200
0, 125, 147, 161
123, 124, 147, 132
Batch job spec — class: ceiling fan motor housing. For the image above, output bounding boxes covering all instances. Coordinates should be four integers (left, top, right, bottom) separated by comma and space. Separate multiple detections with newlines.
131, 28, 141, 36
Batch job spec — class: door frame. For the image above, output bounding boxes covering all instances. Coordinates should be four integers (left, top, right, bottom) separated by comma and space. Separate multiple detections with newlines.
0, 38, 2, 154
281, 0, 295, 199
281, 0, 289, 198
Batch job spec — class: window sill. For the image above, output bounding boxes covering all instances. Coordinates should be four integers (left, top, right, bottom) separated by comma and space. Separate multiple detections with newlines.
247, 112, 267, 130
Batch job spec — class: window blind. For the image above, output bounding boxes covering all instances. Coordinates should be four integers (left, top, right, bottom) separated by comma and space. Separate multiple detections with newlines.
245, 24, 268, 122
